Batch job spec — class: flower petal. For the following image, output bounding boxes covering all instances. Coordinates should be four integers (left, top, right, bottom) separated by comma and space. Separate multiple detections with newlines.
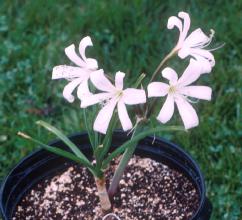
63, 78, 83, 103
117, 101, 132, 131
177, 59, 202, 87
81, 92, 112, 108
90, 69, 115, 92
190, 48, 215, 67
167, 15, 183, 48
122, 88, 146, 105
178, 12, 191, 44
93, 98, 118, 134
115, 71, 125, 90
167, 16, 182, 32
86, 58, 98, 70
77, 79, 92, 101
78, 36, 92, 62
175, 96, 199, 129
147, 82, 169, 97
65, 44, 86, 67
178, 46, 190, 59
162, 67, 178, 84
157, 95, 175, 124
180, 86, 212, 100
183, 28, 210, 48
191, 55, 212, 74
52, 65, 88, 80
78, 36, 98, 70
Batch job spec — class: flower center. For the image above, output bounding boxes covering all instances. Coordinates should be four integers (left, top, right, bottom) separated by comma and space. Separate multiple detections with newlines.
115, 90, 123, 98
168, 85, 177, 94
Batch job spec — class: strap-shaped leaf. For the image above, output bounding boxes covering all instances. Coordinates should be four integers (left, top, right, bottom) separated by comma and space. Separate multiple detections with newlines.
98, 115, 118, 161
134, 73, 146, 88
83, 108, 95, 149
102, 126, 183, 169
36, 120, 90, 165
17, 132, 95, 173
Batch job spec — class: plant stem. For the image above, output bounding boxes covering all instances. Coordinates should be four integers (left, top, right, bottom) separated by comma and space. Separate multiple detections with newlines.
108, 142, 138, 199
95, 176, 112, 213
146, 48, 177, 118
108, 127, 140, 199
149, 48, 176, 83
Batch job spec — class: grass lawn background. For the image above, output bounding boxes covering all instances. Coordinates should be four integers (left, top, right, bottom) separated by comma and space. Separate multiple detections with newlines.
0, 0, 241, 219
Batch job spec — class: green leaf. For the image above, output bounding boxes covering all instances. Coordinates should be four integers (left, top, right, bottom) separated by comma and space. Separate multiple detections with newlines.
94, 129, 100, 151
36, 120, 90, 165
99, 115, 118, 161
102, 126, 183, 169
134, 73, 146, 88
17, 132, 95, 173
83, 108, 95, 149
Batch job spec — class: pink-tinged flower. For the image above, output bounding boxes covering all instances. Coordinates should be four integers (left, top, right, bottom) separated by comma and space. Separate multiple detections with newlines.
168, 12, 215, 73
52, 36, 98, 102
81, 70, 146, 134
147, 59, 212, 129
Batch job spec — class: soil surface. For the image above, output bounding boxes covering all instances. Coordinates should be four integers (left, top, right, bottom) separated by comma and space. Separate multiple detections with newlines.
13, 156, 199, 220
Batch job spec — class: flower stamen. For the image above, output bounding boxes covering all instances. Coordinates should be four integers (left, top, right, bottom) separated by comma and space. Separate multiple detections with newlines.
184, 95, 199, 103
168, 85, 177, 94
115, 90, 123, 98
208, 42, 226, 51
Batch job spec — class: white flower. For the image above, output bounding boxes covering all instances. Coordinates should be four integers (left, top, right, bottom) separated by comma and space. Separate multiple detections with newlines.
52, 36, 98, 102
168, 11, 215, 73
81, 70, 146, 134
147, 59, 212, 129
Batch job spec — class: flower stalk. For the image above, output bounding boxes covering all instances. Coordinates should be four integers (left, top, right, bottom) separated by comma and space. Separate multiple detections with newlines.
146, 48, 177, 118
149, 48, 177, 83
108, 141, 138, 199
108, 123, 142, 199
95, 176, 112, 213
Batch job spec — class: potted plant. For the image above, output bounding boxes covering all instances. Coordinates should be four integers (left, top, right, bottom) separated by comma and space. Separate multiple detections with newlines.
1, 11, 219, 219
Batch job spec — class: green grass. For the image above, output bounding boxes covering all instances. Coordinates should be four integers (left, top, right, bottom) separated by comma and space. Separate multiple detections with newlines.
0, 0, 241, 219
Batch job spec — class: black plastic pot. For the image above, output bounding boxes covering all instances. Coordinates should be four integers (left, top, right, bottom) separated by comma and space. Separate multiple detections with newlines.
0, 131, 212, 219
